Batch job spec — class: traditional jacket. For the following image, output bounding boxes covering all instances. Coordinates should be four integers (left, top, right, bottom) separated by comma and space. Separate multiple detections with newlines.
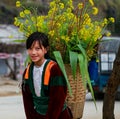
22, 59, 72, 119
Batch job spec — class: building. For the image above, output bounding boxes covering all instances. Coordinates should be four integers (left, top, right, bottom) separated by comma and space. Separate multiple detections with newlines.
0, 25, 25, 80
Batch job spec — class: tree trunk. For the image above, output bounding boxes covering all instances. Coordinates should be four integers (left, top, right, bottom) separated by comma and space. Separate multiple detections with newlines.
103, 47, 120, 119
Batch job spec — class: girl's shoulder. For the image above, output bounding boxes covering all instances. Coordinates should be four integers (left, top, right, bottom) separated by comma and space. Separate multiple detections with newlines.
47, 60, 63, 76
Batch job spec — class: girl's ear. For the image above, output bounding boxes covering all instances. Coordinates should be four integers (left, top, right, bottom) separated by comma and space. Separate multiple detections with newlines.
44, 46, 49, 54
46, 46, 49, 52
44, 46, 50, 59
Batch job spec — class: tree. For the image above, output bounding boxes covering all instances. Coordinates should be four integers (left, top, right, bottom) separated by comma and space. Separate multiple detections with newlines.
103, 46, 120, 119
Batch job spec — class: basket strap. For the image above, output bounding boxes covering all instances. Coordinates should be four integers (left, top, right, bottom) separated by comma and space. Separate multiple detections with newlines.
44, 61, 56, 85
24, 64, 31, 79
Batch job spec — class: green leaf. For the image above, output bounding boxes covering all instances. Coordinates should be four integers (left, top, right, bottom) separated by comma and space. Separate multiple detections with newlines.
69, 51, 78, 79
78, 53, 97, 110
25, 55, 31, 66
13, 39, 26, 43
78, 54, 86, 86
84, 58, 97, 110
53, 51, 72, 96
77, 43, 86, 57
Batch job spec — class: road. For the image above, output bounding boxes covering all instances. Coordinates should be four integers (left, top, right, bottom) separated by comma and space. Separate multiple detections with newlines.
0, 93, 120, 119
83, 93, 120, 119
0, 95, 25, 119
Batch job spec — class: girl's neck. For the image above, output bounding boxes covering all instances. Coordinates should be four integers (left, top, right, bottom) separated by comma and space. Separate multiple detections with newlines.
34, 59, 46, 67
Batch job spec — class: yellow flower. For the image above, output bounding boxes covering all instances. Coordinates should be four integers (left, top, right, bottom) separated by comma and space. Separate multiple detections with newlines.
87, 50, 94, 59
92, 7, 98, 15
14, 17, 20, 26
103, 18, 108, 25
24, 10, 31, 15
61, 36, 70, 42
26, 33, 31, 37
78, 3, 84, 9
16, 1, 21, 7
48, 30, 55, 37
27, 26, 31, 31
109, 17, 115, 23
68, 0, 73, 9
106, 32, 111, 36
65, 36, 70, 42
66, 8, 72, 13
56, 23, 61, 28
59, 3, 64, 9
49, 1, 55, 8
89, 0, 94, 6
20, 11, 25, 18
36, 22, 41, 27
84, 13, 90, 19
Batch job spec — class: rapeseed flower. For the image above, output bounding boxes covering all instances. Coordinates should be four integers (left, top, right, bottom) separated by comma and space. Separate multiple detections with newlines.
16, 1, 21, 7
14, 0, 115, 60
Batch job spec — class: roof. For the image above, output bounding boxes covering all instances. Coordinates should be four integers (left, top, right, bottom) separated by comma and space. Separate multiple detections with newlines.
0, 25, 25, 53
99, 36, 120, 53
0, 24, 24, 44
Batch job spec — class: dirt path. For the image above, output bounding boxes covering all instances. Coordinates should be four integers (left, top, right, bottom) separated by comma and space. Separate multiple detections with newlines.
0, 76, 21, 96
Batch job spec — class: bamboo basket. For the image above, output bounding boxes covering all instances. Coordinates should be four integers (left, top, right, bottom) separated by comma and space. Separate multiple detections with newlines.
65, 64, 86, 119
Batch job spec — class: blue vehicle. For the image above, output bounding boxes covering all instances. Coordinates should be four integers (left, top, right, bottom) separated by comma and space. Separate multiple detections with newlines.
88, 37, 120, 99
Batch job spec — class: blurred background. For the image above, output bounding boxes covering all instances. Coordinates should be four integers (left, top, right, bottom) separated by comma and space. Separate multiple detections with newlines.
0, 0, 120, 119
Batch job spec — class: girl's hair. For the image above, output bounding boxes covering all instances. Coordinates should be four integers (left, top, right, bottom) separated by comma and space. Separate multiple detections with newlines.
26, 31, 49, 49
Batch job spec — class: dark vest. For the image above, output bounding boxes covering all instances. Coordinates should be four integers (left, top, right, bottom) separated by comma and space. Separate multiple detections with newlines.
23, 60, 67, 115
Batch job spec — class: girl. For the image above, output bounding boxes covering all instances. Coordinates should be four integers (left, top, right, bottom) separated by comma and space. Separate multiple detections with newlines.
22, 32, 72, 119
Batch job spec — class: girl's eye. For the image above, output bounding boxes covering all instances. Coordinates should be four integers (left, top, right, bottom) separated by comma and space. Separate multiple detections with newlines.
36, 47, 41, 50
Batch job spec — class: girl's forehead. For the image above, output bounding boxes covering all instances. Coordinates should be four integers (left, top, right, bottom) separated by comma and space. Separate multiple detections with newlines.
31, 40, 42, 47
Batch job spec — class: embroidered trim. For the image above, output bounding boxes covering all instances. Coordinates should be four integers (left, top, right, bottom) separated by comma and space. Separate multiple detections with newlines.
24, 61, 56, 85
24, 64, 31, 79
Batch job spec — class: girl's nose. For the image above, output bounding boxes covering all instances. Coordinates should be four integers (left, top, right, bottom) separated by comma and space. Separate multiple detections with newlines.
31, 49, 36, 54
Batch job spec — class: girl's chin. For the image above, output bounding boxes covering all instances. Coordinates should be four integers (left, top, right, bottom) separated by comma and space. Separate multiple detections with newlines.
32, 60, 38, 62
31, 58, 39, 62
31, 58, 42, 63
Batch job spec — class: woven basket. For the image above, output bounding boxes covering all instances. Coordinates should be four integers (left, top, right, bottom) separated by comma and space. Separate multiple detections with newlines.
65, 64, 86, 119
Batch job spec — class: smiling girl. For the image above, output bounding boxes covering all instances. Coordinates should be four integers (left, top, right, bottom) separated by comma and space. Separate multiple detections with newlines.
22, 32, 72, 119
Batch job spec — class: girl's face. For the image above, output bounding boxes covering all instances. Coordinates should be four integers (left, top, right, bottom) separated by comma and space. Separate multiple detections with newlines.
27, 41, 47, 66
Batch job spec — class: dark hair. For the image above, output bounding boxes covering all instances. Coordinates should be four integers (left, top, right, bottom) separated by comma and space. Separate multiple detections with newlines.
26, 31, 49, 49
